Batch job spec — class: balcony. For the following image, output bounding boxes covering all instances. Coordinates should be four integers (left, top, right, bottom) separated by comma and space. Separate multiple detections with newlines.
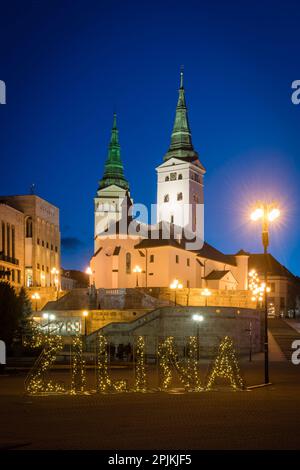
0, 252, 19, 265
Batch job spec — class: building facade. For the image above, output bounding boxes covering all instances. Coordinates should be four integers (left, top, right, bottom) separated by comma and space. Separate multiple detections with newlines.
0, 202, 25, 287
0, 195, 61, 289
90, 72, 249, 291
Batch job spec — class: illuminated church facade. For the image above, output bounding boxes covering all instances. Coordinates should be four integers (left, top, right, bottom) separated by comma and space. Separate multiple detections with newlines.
90, 73, 249, 290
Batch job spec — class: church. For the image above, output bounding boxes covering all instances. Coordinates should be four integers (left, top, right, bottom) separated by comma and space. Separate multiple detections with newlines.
90, 72, 249, 291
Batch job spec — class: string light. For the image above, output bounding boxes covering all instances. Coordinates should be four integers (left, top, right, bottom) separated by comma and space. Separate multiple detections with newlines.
205, 336, 244, 391
158, 336, 202, 392
70, 335, 86, 394
25, 331, 65, 395
133, 336, 147, 392
96, 334, 127, 393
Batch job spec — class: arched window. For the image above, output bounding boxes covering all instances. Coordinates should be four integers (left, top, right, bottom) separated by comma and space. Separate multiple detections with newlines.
164, 194, 169, 203
126, 252, 131, 274
165, 176, 169, 182
177, 192, 183, 201
26, 217, 33, 238
178, 174, 182, 180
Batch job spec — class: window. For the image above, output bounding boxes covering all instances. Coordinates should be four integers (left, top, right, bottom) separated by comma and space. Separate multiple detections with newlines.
126, 252, 131, 274
269, 282, 275, 293
164, 194, 169, 203
26, 217, 33, 238
187, 258, 190, 267
149, 254, 154, 263
177, 192, 183, 201
193, 194, 199, 203
178, 174, 182, 180
42, 240, 45, 247
170, 172, 177, 181
37, 238, 40, 245
170, 215, 174, 224
46, 242, 49, 249
37, 263, 40, 270
42, 265, 44, 271
165, 176, 169, 182
46, 266, 49, 273
55, 246, 58, 252
11, 269, 15, 282
11, 226, 15, 259
17, 270, 21, 284
176, 255, 179, 264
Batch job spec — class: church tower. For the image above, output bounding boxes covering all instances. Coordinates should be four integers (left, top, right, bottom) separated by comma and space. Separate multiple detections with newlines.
94, 113, 131, 248
156, 71, 205, 233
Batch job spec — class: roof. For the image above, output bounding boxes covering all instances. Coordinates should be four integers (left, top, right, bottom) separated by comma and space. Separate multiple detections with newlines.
196, 242, 237, 266
204, 270, 230, 281
248, 253, 295, 279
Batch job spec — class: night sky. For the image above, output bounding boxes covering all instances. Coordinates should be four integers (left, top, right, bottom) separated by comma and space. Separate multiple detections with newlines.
1, 0, 300, 274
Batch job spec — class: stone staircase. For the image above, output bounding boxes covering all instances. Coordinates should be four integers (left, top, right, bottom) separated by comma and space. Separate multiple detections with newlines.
43, 288, 96, 311
268, 318, 300, 360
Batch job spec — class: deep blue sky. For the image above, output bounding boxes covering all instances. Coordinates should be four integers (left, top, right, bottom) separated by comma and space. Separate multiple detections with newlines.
1, 0, 300, 274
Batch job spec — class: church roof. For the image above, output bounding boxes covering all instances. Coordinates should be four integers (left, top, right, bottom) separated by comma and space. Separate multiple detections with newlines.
203, 270, 230, 281
248, 253, 296, 279
196, 242, 237, 266
98, 113, 129, 191
163, 70, 204, 170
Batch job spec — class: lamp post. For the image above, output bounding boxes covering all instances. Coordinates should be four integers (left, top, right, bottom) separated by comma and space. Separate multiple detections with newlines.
82, 310, 89, 337
31, 292, 40, 312
192, 314, 204, 361
250, 202, 280, 384
170, 279, 183, 306
42, 312, 56, 336
133, 265, 142, 287
201, 288, 211, 307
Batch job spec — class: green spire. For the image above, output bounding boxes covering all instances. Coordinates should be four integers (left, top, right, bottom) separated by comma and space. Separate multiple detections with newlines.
98, 113, 129, 190
164, 69, 199, 162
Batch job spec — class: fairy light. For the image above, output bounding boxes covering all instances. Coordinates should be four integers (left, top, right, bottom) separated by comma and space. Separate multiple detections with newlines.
158, 336, 202, 391
96, 334, 127, 393
205, 336, 244, 391
249, 269, 270, 304
70, 335, 86, 394
25, 331, 65, 395
133, 336, 147, 392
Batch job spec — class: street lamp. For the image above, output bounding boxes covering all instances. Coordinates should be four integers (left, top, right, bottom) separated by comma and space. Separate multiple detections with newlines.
133, 265, 142, 287
250, 202, 280, 384
192, 314, 204, 361
31, 292, 40, 312
170, 279, 183, 306
82, 310, 89, 337
42, 312, 56, 335
201, 288, 211, 307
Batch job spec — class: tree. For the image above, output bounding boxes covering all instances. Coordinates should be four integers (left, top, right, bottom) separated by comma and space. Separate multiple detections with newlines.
18, 287, 32, 320
0, 282, 22, 351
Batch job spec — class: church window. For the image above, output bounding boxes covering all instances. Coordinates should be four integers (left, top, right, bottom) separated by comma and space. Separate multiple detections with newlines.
164, 194, 169, 203
177, 192, 183, 201
26, 217, 33, 238
126, 252, 131, 274
165, 176, 169, 182
149, 254, 154, 263
187, 258, 190, 267
176, 254, 179, 264
170, 172, 177, 181
178, 174, 182, 180
170, 215, 174, 224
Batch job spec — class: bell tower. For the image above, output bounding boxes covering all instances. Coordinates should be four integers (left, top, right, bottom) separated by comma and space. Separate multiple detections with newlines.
156, 70, 205, 234
94, 113, 131, 248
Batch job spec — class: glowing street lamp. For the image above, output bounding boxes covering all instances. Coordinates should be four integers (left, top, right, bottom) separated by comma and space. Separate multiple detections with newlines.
201, 288, 211, 307
192, 314, 204, 361
82, 310, 89, 337
250, 201, 280, 385
133, 265, 142, 287
42, 312, 56, 335
31, 292, 40, 312
170, 279, 183, 306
